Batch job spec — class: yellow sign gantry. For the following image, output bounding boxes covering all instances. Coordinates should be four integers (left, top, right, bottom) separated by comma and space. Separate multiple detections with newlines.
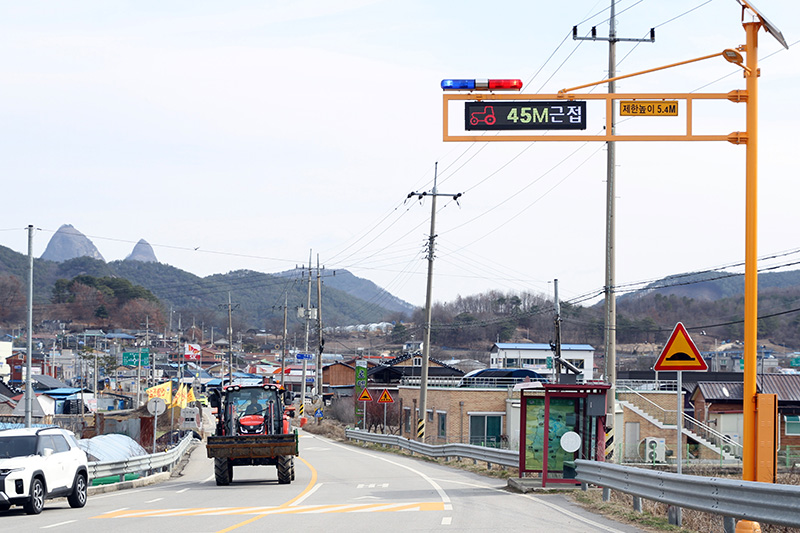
442, 2, 788, 484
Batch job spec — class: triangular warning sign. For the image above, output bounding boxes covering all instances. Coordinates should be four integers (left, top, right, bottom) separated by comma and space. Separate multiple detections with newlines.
654, 322, 708, 371
357, 388, 373, 402
377, 389, 394, 403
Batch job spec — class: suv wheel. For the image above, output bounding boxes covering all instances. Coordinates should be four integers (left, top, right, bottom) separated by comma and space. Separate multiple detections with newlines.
67, 473, 88, 508
24, 478, 45, 514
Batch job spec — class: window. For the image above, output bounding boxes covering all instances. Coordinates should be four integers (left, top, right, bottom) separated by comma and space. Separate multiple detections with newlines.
438, 412, 447, 438
785, 415, 800, 436
427, 410, 434, 422
403, 408, 411, 433
469, 414, 503, 447
413, 357, 422, 366
51, 435, 70, 453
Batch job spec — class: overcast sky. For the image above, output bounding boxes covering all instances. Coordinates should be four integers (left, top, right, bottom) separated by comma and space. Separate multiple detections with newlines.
1, 0, 798, 310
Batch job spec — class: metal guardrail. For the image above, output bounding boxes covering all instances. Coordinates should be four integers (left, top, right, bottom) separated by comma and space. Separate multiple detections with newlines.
575, 459, 800, 529
345, 428, 518, 468
88, 433, 195, 479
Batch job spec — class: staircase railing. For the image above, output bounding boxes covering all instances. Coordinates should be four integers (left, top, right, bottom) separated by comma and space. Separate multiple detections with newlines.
617, 384, 742, 458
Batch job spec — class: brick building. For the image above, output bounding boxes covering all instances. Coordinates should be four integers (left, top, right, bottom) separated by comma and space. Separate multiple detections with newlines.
397, 386, 518, 447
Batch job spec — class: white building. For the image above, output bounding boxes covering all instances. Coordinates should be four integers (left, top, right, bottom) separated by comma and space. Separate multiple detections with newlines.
489, 343, 595, 382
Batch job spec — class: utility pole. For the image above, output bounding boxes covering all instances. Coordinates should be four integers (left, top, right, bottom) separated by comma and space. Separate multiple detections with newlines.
145, 315, 150, 388
282, 292, 288, 389
300, 251, 312, 412
553, 279, 562, 384
316, 254, 324, 399
24, 225, 33, 428
227, 292, 234, 385
408, 163, 462, 442
573, 0, 654, 458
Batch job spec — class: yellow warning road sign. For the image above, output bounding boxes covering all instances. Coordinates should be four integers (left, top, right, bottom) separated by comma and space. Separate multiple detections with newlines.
377, 389, 394, 404
654, 322, 707, 371
357, 388, 373, 402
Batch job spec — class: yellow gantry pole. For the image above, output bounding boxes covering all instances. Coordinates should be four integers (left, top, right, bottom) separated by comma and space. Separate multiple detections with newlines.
742, 21, 760, 483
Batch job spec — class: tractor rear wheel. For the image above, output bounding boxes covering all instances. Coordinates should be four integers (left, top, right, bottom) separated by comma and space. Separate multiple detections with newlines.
214, 457, 232, 486
277, 455, 292, 484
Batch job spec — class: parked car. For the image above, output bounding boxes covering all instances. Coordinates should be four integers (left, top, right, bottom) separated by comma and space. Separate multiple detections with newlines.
0, 427, 89, 514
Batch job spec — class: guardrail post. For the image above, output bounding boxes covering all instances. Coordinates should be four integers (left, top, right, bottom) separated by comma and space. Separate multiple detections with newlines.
668, 506, 682, 527
581, 482, 588, 492
602, 487, 611, 501
723, 516, 736, 533
633, 496, 642, 513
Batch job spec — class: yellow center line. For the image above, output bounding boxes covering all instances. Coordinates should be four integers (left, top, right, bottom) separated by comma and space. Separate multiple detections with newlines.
215, 456, 318, 533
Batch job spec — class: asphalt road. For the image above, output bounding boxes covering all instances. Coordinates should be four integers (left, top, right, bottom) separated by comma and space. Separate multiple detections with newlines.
1, 431, 648, 532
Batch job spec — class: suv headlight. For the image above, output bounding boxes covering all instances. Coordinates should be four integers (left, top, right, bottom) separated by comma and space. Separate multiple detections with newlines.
0, 467, 24, 475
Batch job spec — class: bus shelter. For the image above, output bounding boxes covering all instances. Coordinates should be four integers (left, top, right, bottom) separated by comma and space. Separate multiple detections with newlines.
518, 383, 610, 486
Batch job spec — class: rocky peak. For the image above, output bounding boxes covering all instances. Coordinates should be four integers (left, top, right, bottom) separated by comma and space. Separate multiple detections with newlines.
125, 239, 158, 263
40, 224, 105, 263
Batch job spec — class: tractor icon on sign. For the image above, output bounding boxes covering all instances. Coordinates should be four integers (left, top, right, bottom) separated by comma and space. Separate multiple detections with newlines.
469, 106, 496, 126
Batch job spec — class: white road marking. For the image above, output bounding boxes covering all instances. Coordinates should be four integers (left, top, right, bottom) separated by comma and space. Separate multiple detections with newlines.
441, 517, 452, 525
324, 439, 451, 504
176, 488, 190, 494
432, 477, 625, 533
41, 520, 76, 529
444, 503, 453, 511
288, 482, 323, 506
145, 498, 163, 503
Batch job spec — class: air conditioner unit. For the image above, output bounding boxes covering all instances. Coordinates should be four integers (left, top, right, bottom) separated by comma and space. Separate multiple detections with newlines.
722, 434, 740, 455
645, 437, 666, 463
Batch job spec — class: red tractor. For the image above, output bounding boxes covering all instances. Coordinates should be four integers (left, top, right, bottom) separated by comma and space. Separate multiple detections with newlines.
206, 384, 298, 485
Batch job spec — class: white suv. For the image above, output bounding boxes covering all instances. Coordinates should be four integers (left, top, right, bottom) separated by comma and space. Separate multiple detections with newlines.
0, 427, 89, 514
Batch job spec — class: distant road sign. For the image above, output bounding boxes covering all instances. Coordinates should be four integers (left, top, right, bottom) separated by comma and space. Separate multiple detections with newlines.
654, 322, 707, 371
377, 389, 394, 404
296, 353, 313, 360
620, 100, 678, 116
358, 388, 373, 402
122, 351, 150, 366
792, 357, 800, 368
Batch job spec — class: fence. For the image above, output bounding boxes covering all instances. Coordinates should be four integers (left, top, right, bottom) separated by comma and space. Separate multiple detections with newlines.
345, 428, 518, 468
88, 432, 195, 480
575, 459, 800, 530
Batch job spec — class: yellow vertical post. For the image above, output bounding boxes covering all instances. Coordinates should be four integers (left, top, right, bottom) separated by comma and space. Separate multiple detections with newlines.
742, 21, 760, 482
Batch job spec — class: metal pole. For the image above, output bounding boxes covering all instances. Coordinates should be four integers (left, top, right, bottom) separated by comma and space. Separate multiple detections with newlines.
554, 279, 562, 383
677, 371, 683, 474
418, 164, 438, 442
301, 252, 311, 412
316, 254, 323, 398
24, 225, 34, 428
676, 370, 683, 526
137, 346, 142, 407
227, 292, 234, 386
742, 20, 759, 483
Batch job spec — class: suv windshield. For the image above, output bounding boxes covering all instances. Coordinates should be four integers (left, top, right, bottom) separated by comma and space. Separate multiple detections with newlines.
0, 436, 38, 458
